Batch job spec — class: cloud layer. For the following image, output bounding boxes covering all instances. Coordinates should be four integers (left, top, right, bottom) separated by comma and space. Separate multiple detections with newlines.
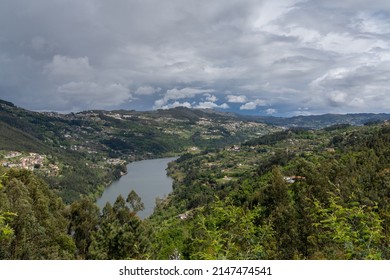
0, 0, 389, 115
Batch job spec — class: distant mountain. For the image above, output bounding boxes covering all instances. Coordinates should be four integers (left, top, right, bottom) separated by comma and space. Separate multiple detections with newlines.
243, 113, 390, 129
154, 106, 390, 129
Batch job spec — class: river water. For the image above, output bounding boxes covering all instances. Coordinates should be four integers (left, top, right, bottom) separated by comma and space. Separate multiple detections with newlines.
96, 157, 178, 219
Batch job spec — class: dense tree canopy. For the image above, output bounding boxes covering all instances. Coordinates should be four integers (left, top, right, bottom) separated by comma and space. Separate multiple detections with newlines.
0, 169, 75, 259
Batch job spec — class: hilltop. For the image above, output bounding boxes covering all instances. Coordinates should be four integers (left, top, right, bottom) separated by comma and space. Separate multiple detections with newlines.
0, 99, 273, 202
244, 113, 390, 128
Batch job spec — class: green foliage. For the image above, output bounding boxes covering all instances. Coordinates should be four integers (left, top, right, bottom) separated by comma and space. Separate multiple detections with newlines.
309, 191, 383, 259
127, 190, 145, 213
67, 197, 100, 259
0, 175, 16, 242
188, 198, 276, 259
0, 169, 75, 259
89, 192, 150, 259
0, 121, 47, 152
0, 212, 15, 241
146, 215, 190, 260
244, 127, 308, 146
148, 123, 390, 260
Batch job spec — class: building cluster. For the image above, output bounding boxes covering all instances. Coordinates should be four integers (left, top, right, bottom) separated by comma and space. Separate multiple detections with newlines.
2, 152, 45, 170
1, 151, 59, 175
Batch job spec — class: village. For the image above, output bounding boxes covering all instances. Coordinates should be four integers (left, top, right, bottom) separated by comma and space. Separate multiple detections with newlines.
0, 150, 60, 176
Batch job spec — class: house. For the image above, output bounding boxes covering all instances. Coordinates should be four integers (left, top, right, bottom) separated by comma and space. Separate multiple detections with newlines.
284, 175, 306, 184
177, 211, 192, 220
178, 213, 188, 220
227, 145, 241, 152
4, 151, 22, 159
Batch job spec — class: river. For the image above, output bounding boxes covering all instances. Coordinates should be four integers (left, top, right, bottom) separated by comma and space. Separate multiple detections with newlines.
96, 157, 178, 219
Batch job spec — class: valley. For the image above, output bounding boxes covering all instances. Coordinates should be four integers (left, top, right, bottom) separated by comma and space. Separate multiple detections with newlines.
0, 99, 389, 260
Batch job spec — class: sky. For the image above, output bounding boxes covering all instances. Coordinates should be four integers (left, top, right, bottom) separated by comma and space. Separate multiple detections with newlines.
0, 0, 389, 116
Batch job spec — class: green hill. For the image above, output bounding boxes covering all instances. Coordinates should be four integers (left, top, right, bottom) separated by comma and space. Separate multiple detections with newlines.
0, 100, 273, 202
0, 97, 389, 260
0, 121, 48, 152
147, 122, 390, 259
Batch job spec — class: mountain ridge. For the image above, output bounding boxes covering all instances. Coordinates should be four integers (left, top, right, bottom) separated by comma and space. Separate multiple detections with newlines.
2, 99, 388, 129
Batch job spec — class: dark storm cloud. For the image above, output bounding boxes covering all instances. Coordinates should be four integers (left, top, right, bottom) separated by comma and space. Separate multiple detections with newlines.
0, 0, 389, 115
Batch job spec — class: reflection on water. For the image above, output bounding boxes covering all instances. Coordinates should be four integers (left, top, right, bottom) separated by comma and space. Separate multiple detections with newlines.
96, 157, 177, 219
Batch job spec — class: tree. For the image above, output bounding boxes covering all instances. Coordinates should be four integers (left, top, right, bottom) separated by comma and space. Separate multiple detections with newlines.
260, 166, 299, 259
67, 197, 100, 259
127, 190, 145, 213
309, 190, 384, 259
0, 174, 16, 243
89, 191, 149, 259
189, 198, 276, 260
0, 169, 75, 259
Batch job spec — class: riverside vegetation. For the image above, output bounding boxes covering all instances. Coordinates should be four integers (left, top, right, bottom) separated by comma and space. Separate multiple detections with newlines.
0, 99, 389, 259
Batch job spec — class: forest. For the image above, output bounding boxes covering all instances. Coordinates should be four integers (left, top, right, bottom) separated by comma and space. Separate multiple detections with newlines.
1, 121, 389, 259
147, 122, 390, 259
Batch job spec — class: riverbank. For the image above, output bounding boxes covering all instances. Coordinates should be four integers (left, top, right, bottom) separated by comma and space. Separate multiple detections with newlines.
91, 152, 181, 201
96, 157, 179, 219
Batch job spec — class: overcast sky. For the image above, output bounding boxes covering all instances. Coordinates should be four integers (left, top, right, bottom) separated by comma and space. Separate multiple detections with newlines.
0, 0, 389, 116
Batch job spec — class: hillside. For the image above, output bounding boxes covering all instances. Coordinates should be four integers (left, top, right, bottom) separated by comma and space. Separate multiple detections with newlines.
0, 98, 389, 260
147, 121, 390, 259
1, 99, 389, 202
0, 121, 48, 152
246, 113, 390, 128
0, 100, 274, 202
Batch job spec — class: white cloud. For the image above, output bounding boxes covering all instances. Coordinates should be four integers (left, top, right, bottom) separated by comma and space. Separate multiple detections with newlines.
252, 0, 305, 30
134, 86, 161, 95
351, 12, 390, 35
239, 84, 261, 91
326, 91, 348, 106
227, 95, 248, 103
350, 97, 365, 108
160, 101, 192, 109
154, 87, 215, 109
265, 108, 277, 115
165, 88, 214, 100
153, 99, 166, 109
309, 59, 390, 112
316, 32, 387, 54
240, 99, 267, 110
57, 81, 131, 107
204, 94, 218, 102
293, 107, 312, 116
195, 102, 229, 109
43, 55, 93, 80
2, 0, 390, 114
